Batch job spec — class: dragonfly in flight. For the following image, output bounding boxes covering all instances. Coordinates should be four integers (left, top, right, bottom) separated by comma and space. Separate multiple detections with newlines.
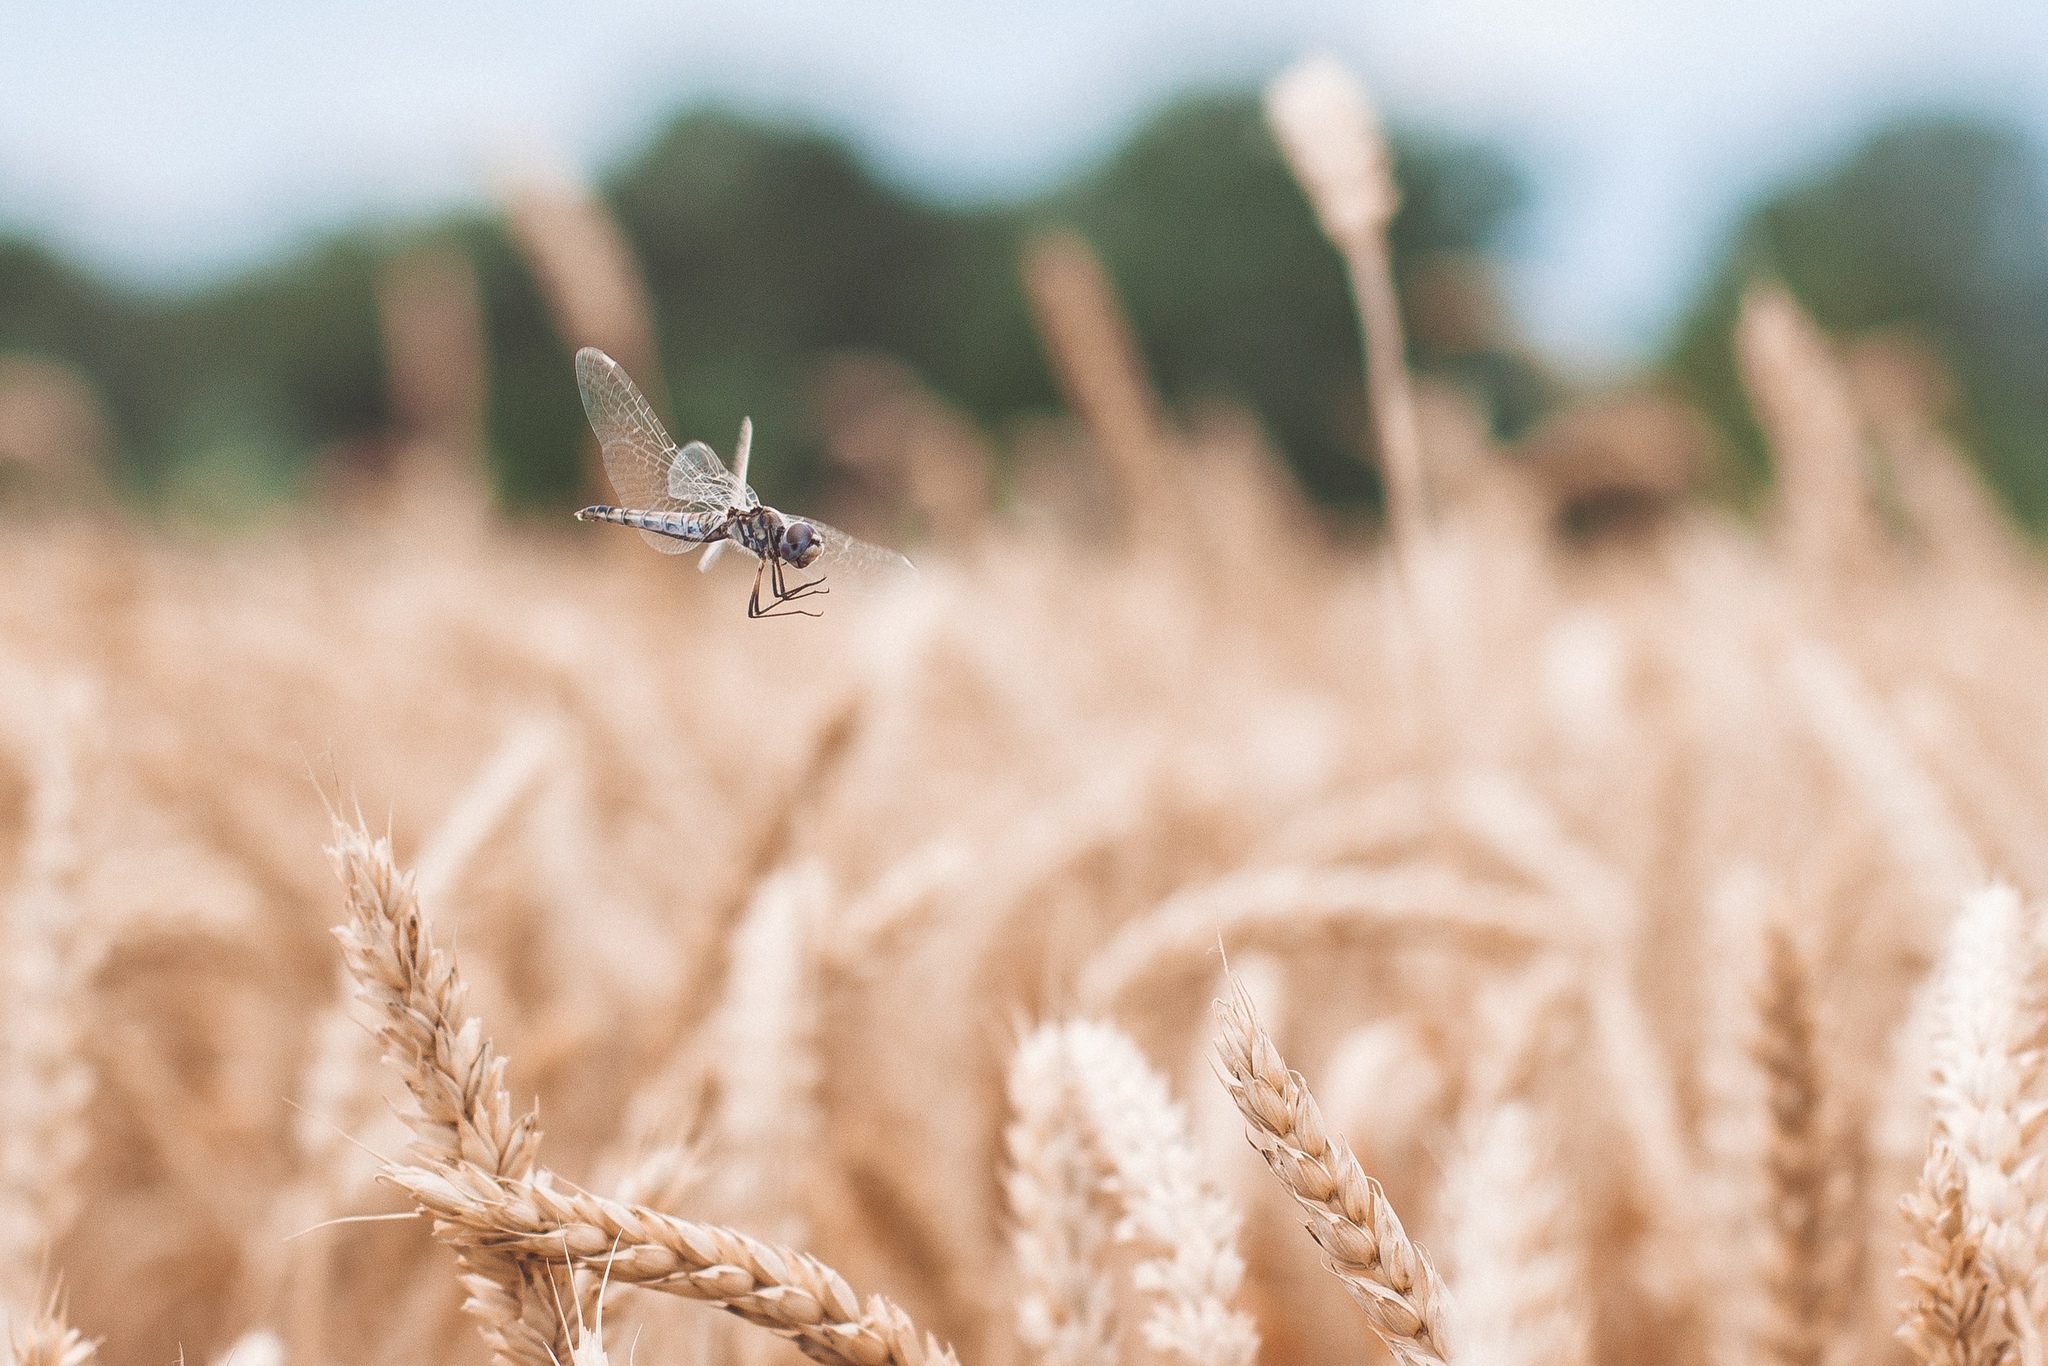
572, 348, 913, 618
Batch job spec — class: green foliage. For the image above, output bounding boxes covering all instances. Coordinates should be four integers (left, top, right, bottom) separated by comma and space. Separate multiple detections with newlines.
0, 90, 1535, 519
464, 219, 586, 507
605, 110, 958, 509
587, 93, 1538, 515
1667, 116, 2048, 523
0, 239, 178, 495
12, 93, 2043, 531
0, 229, 390, 502
1052, 94, 1373, 506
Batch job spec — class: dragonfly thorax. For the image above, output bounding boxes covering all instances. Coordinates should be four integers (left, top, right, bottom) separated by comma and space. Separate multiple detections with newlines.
729, 506, 823, 569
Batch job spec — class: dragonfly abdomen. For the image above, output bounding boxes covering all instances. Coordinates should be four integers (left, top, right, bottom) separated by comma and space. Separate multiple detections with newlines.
575, 505, 723, 543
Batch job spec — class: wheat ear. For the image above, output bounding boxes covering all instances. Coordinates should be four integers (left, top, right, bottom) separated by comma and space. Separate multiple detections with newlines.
701, 861, 828, 1240
1920, 885, 2048, 1366
1442, 1102, 1591, 1366
333, 816, 959, 1366
0, 669, 96, 1296
329, 816, 567, 1366
384, 1164, 960, 1366
6, 1285, 96, 1366
500, 165, 665, 497
1901, 1141, 2008, 1366
1753, 925, 1850, 1366
1265, 55, 1425, 544
1213, 974, 1453, 1366
1046, 1020, 1258, 1366
1005, 1026, 1122, 1366
373, 245, 491, 505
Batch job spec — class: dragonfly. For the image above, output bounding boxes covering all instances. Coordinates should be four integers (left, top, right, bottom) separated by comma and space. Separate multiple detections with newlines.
571, 348, 913, 618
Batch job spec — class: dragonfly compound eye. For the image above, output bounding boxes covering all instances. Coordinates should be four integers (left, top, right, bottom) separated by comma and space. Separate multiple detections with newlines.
782, 521, 821, 567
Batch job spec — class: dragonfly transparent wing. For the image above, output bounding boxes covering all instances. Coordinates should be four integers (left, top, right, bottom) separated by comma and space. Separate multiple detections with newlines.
575, 348, 747, 552
801, 517, 917, 585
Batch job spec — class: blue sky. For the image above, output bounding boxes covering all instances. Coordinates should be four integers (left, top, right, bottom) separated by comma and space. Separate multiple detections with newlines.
2, 1, 2044, 368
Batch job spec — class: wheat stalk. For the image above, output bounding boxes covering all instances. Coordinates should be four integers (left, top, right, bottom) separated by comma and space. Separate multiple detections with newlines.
1213, 973, 1454, 1366
1021, 232, 1179, 542
1266, 55, 1425, 544
1737, 282, 1883, 582
413, 717, 564, 906
1078, 864, 1551, 1011
1782, 639, 1982, 914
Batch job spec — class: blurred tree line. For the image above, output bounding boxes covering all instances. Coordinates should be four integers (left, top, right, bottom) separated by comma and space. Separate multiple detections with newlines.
0, 90, 2041, 526
0, 91, 1539, 518
1669, 116, 2048, 527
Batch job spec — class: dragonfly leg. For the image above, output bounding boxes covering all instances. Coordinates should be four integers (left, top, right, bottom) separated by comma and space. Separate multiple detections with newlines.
770, 554, 830, 605
749, 558, 822, 620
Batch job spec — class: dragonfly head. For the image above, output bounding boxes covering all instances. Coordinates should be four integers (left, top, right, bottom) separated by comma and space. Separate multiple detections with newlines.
779, 519, 823, 568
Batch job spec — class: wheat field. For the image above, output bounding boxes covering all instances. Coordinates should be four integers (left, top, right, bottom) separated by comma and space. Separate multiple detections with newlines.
0, 56, 2040, 1366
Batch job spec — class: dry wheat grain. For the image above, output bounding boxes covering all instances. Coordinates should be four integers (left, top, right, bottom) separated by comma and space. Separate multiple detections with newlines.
328, 816, 567, 1366
1923, 886, 2048, 1366
1901, 1142, 2008, 1366
6, 1287, 96, 1366
1214, 974, 1454, 1366
1442, 1102, 1590, 1366
385, 1163, 961, 1366
1005, 1026, 1120, 1366
1753, 925, 1851, 1366
1062, 1020, 1258, 1366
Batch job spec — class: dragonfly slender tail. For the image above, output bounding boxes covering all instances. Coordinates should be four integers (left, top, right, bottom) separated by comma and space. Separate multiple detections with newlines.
574, 505, 717, 545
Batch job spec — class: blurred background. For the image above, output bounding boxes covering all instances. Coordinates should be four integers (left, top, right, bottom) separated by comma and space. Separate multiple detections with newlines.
0, 0, 2045, 524
5, 8, 2048, 1362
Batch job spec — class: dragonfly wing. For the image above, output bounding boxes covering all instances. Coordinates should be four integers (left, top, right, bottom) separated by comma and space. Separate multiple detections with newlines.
803, 518, 917, 585
577, 349, 695, 508
576, 348, 736, 553
667, 441, 747, 511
